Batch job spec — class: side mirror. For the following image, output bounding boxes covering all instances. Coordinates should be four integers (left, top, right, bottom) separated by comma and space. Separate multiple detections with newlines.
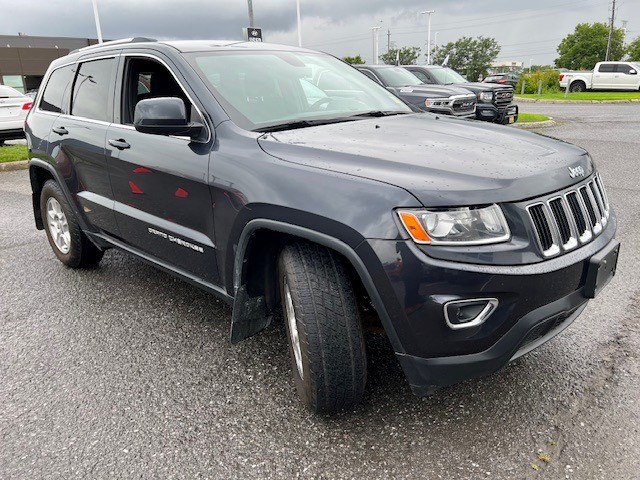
629, 69, 637, 75
134, 97, 204, 140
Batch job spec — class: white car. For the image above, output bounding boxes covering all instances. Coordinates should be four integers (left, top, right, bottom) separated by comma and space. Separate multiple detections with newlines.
559, 62, 640, 92
0, 85, 32, 146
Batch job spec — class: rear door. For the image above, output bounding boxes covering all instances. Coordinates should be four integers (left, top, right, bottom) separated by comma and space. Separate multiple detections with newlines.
592, 63, 616, 89
48, 54, 119, 234
106, 53, 218, 283
614, 63, 639, 89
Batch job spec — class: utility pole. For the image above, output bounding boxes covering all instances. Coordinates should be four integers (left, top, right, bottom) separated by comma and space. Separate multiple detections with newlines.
247, 0, 254, 28
371, 25, 382, 64
605, 0, 616, 61
91, 0, 103, 43
296, 0, 302, 46
421, 10, 435, 65
387, 29, 391, 52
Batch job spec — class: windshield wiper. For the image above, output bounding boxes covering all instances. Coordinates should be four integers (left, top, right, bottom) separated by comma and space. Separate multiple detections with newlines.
254, 117, 358, 133
348, 110, 409, 118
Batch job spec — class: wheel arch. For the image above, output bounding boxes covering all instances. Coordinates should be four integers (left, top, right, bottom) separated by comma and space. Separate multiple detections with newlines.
229, 219, 404, 352
29, 160, 57, 230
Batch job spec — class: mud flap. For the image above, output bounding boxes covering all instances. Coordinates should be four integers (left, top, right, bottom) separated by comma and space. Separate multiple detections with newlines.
230, 285, 272, 343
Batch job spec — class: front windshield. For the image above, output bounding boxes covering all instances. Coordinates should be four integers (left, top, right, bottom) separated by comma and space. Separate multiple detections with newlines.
375, 67, 424, 87
428, 67, 468, 85
187, 51, 411, 131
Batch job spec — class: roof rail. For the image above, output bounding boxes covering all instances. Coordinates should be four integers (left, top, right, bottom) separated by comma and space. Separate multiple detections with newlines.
71, 37, 157, 54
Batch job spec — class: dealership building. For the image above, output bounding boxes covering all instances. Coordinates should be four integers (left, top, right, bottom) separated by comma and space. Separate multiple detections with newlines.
0, 34, 101, 93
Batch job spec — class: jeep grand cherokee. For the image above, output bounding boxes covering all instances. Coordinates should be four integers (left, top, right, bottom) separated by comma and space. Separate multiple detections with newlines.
25, 38, 619, 413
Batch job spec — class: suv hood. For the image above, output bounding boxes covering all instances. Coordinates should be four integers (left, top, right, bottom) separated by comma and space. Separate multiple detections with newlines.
455, 82, 512, 94
389, 84, 474, 98
257, 113, 592, 206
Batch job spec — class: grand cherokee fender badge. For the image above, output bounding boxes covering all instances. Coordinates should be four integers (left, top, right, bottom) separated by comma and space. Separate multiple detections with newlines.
568, 165, 585, 178
148, 227, 204, 253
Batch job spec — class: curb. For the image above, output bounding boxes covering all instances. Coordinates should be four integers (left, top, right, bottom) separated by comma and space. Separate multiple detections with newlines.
511, 120, 557, 129
516, 97, 640, 104
0, 160, 29, 172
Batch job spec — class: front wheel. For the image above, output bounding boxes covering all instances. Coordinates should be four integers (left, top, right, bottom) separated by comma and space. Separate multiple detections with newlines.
40, 180, 104, 268
278, 242, 367, 413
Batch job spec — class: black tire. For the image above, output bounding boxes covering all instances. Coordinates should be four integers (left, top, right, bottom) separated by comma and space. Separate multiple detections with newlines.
40, 180, 104, 268
278, 242, 367, 413
0, 140, 4, 147
570, 81, 586, 93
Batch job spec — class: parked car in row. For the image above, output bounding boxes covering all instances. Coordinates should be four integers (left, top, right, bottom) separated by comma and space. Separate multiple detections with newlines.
403, 65, 518, 124
483, 72, 519, 87
354, 65, 477, 118
26, 39, 618, 413
0, 85, 32, 146
559, 62, 640, 92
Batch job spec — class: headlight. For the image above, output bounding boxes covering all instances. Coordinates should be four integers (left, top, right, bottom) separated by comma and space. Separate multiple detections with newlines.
478, 92, 493, 102
398, 204, 510, 245
424, 97, 450, 108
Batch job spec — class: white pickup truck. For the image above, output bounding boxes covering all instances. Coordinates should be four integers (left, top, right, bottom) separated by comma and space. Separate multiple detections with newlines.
559, 61, 640, 92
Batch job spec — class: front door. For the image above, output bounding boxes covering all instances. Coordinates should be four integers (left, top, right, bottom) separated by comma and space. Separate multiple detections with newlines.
614, 64, 639, 89
106, 54, 218, 284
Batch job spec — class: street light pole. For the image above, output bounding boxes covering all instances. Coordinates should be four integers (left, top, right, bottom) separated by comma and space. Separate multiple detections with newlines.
91, 0, 103, 44
247, 0, 254, 28
296, 0, 302, 47
421, 10, 435, 64
371, 25, 382, 64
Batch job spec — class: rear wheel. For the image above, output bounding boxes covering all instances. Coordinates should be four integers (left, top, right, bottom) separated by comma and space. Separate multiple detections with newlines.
278, 242, 367, 413
40, 180, 104, 268
570, 81, 586, 93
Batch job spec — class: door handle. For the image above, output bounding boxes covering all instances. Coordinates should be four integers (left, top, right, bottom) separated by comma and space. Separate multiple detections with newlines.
52, 126, 68, 135
108, 138, 131, 150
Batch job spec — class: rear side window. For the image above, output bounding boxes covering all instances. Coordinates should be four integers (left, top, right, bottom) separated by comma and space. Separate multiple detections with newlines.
598, 64, 615, 73
71, 58, 115, 122
39, 65, 74, 113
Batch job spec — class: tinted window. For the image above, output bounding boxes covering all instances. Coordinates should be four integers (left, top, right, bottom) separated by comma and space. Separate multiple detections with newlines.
598, 64, 615, 73
39, 65, 74, 113
616, 64, 635, 74
71, 58, 115, 121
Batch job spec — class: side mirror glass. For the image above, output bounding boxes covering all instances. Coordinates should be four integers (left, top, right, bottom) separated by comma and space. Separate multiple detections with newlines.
629, 69, 637, 75
134, 97, 204, 140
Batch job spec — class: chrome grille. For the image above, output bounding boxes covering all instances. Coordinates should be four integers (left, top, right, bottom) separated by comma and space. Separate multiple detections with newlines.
494, 88, 513, 107
526, 175, 610, 257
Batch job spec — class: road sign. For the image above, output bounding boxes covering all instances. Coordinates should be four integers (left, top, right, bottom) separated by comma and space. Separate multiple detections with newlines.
243, 27, 263, 42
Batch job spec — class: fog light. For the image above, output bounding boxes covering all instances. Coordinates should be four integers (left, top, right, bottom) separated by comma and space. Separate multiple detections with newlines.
444, 298, 498, 330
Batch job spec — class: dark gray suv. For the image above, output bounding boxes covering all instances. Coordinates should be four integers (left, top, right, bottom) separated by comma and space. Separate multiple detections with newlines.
25, 38, 619, 413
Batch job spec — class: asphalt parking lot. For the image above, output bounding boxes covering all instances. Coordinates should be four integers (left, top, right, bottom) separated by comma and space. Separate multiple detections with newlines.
1, 103, 639, 479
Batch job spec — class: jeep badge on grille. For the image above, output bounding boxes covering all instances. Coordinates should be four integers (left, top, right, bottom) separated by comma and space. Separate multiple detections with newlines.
568, 165, 585, 178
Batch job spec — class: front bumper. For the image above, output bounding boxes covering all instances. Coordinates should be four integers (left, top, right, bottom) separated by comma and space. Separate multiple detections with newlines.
364, 217, 617, 396
476, 103, 518, 124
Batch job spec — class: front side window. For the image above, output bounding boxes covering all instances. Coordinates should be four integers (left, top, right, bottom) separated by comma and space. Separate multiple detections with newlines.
71, 58, 115, 122
121, 57, 193, 125
187, 50, 410, 131
39, 65, 74, 113
616, 64, 635, 74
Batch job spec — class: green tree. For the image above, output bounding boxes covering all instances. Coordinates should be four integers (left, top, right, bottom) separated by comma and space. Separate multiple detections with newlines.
379, 46, 421, 66
342, 54, 364, 65
628, 36, 640, 61
555, 23, 625, 69
432, 36, 500, 81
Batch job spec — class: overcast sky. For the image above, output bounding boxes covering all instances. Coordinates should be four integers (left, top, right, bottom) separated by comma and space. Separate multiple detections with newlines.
2, 0, 638, 65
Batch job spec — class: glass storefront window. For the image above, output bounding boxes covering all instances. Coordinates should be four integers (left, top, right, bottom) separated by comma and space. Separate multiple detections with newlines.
2, 75, 25, 93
